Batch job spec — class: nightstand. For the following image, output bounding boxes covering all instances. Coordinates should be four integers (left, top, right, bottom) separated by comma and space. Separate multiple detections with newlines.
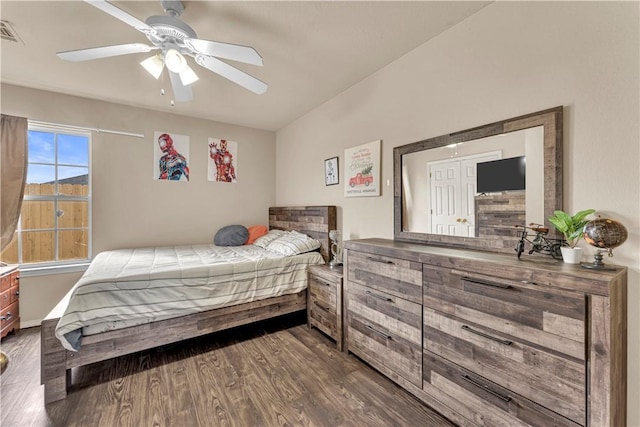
307, 264, 344, 351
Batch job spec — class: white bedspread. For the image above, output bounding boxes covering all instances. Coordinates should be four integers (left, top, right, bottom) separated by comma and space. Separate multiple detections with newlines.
55, 244, 324, 351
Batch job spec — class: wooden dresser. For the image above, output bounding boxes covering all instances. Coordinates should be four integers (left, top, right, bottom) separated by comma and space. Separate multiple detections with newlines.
1, 265, 20, 339
344, 238, 626, 427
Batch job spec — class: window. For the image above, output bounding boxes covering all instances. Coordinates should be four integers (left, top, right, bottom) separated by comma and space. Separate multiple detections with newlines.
0, 125, 91, 267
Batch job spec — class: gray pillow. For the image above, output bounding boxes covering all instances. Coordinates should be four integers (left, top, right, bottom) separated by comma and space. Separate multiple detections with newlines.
214, 225, 249, 246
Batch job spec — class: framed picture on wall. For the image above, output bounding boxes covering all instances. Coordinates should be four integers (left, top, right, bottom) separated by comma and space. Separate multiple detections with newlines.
153, 131, 190, 181
325, 156, 339, 186
344, 140, 381, 197
208, 138, 238, 183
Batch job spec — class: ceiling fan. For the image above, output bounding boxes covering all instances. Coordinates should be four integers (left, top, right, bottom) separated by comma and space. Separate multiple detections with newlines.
56, 0, 267, 102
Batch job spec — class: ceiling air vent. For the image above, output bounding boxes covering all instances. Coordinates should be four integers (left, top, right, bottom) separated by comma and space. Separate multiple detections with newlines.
0, 20, 22, 43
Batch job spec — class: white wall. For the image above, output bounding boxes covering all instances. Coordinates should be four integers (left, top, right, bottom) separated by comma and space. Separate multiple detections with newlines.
275, 2, 640, 425
1, 84, 276, 325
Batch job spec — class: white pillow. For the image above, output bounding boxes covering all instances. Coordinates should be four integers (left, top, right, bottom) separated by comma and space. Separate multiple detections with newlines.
252, 229, 286, 249
265, 231, 321, 256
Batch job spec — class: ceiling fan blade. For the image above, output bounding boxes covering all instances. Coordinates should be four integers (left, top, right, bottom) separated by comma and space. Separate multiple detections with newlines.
85, 0, 154, 33
195, 55, 268, 95
168, 71, 193, 102
57, 43, 156, 62
186, 39, 263, 66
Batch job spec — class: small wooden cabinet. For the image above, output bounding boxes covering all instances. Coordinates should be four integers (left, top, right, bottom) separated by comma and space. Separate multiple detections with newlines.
344, 238, 627, 427
1, 265, 20, 339
307, 264, 344, 350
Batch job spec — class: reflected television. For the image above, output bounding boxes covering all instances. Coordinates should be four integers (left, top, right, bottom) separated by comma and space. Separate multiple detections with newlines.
476, 156, 526, 193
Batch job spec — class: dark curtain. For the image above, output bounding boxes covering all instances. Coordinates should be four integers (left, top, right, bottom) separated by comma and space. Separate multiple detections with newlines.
0, 114, 28, 251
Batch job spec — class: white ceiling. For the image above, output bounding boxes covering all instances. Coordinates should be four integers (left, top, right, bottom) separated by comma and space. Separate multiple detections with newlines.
0, 1, 490, 131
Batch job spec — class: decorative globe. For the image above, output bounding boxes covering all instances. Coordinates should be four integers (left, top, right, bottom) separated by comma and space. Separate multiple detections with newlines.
583, 218, 628, 251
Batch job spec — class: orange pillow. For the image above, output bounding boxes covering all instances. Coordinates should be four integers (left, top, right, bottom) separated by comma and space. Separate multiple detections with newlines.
246, 225, 269, 245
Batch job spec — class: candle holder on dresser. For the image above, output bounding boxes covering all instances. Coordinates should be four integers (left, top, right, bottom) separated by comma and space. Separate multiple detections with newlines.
328, 229, 342, 269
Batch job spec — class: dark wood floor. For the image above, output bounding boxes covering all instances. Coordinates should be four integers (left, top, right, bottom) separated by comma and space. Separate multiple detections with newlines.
0, 313, 455, 427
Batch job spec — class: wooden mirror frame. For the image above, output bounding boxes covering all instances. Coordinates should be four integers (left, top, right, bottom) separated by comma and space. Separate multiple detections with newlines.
393, 106, 563, 253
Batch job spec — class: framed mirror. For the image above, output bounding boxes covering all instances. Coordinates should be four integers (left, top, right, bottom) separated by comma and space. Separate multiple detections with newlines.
394, 106, 563, 253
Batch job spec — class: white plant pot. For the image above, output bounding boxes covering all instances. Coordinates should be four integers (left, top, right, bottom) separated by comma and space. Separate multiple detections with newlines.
560, 247, 583, 264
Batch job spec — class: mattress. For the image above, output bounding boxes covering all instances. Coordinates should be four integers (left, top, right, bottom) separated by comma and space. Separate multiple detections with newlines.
55, 244, 324, 351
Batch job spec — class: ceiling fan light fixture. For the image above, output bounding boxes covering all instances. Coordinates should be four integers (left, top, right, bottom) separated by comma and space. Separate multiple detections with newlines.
140, 54, 164, 79
57, 1, 267, 96
179, 65, 199, 86
164, 48, 187, 73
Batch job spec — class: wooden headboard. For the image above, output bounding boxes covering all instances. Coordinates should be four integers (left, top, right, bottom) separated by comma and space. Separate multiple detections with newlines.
269, 206, 337, 263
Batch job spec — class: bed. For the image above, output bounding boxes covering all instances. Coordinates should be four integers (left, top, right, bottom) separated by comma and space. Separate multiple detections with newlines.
41, 205, 337, 403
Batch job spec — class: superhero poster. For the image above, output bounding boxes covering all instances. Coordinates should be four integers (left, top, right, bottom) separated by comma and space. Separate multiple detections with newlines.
153, 132, 190, 181
208, 138, 238, 183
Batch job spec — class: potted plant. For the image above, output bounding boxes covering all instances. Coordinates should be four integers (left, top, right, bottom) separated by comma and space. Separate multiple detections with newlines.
548, 209, 595, 263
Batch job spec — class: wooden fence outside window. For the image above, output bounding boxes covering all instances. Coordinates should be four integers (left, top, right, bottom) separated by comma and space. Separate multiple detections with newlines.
0, 183, 89, 264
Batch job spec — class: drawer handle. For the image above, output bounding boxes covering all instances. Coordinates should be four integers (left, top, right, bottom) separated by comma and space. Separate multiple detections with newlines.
461, 325, 512, 346
463, 276, 511, 289
461, 374, 512, 402
14, 291, 19, 296
520, 280, 538, 286
366, 324, 392, 340
313, 301, 329, 311
366, 257, 394, 265
365, 291, 393, 303
0, 312, 11, 321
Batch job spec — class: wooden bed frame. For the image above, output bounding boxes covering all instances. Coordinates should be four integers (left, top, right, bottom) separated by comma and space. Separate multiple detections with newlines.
41, 205, 337, 403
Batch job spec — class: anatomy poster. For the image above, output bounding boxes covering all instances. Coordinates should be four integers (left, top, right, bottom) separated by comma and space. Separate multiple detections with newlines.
153, 132, 190, 181
344, 140, 380, 197
208, 138, 238, 183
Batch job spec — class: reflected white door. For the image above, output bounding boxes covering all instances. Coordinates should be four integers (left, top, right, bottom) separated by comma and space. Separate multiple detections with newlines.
429, 152, 500, 236
429, 161, 461, 235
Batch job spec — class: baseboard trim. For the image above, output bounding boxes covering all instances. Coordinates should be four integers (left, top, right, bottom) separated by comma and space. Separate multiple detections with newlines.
20, 320, 42, 329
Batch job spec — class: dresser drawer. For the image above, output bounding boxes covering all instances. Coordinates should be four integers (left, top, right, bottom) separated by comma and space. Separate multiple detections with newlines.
423, 265, 586, 360
308, 272, 339, 340
0, 273, 13, 292
10, 285, 19, 305
347, 250, 422, 304
1, 289, 10, 309
1, 300, 19, 330
424, 307, 586, 424
347, 281, 422, 387
423, 351, 581, 427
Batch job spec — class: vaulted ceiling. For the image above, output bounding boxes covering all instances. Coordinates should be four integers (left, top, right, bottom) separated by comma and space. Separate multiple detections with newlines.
1, 1, 490, 131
